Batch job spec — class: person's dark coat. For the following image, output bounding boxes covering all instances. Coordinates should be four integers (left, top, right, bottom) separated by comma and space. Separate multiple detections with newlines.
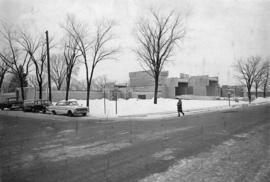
177, 100, 182, 112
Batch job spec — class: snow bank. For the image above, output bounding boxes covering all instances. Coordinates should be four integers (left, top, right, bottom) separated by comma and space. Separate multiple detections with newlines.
74, 97, 257, 118
252, 97, 270, 104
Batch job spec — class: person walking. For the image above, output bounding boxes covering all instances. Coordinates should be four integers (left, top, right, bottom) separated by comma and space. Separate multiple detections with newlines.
177, 98, 185, 117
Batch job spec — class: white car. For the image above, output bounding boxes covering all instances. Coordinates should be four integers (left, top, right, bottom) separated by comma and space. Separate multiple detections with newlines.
48, 100, 89, 116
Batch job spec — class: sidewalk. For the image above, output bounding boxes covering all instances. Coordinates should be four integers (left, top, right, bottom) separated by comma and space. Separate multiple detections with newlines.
117, 101, 269, 120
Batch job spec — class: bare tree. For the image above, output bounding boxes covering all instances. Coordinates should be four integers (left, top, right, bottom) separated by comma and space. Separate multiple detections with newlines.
28, 74, 47, 90
135, 10, 185, 104
62, 15, 118, 107
260, 60, 270, 98
50, 54, 66, 90
63, 34, 81, 100
235, 56, 262, 103
0, 56, 9, 92
253, 58, 266, 98
0, 22, 31, 100
18, 31, 49, 99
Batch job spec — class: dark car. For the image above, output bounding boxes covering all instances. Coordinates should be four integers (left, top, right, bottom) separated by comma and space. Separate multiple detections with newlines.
23, 100, 35, 112
33, 100, 51, 113
0, 97, 23, 110
23, 99, 51, 113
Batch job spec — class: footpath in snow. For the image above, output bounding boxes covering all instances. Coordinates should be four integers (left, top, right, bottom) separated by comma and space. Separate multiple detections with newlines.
76, 97, 270, 119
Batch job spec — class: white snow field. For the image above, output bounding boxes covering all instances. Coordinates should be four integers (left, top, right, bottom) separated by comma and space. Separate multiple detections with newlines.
75, 97, 270, 118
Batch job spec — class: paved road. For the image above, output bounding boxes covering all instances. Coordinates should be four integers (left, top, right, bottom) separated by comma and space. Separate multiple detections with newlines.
0, 104, 269, 182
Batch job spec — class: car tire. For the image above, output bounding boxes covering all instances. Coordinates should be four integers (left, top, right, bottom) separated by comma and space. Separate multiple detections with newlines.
82, 113, 87, 116
67, 110, 73, 117
52, 111, 56, 115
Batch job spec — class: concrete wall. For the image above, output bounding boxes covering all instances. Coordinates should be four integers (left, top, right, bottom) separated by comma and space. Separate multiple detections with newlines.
188, 76, 209, 96
164, 77, 179, 98
164, 75, 221, 98
129, 71, 168, 87
131, 91, 162, 99
23, 88, 104, 102
129, 70, 168, 99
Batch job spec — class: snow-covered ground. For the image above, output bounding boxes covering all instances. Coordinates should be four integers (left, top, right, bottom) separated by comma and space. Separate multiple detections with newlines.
75, 97, 270, 118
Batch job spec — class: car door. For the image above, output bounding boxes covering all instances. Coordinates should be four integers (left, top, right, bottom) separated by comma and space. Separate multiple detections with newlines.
55, 101, 66, 114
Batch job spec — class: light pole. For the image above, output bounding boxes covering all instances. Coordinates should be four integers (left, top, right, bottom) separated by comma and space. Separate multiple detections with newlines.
45, 30, 52, 102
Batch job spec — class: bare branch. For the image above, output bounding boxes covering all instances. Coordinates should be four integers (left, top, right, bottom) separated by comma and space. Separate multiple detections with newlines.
135, 9, 185, 103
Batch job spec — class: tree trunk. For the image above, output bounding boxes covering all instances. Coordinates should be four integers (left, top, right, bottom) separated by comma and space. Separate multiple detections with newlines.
86, 67, 95, 108
65, 75, 71, 101
20, 79, 25, 101
263, 83, 267, 98
86, 81, 90, 107
153, 73, 159, 104
0, 74, 5, 93
38, 82, 43, 99
255, 83, 258, 98
247, 86, 251, 104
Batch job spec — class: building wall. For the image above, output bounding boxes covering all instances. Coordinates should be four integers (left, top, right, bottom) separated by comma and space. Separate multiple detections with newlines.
188, 76, 209, 96
175, 82, 188, 95
164, 77, 179, 98
129, 70, 169, 99
221, 85, 244, 97
131, 91, 162, 99
206, 80, 220, 96
23, 88, 104, 102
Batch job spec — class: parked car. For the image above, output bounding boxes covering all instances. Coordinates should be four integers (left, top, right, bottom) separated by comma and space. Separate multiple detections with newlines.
0, 97, 23, 110
23, 100, 35, 112
33, 100, 51, 113
23, 99, 51, 113
48, 100, 88, 116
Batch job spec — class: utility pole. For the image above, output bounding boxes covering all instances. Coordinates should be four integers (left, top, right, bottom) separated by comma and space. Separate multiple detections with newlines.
45, 30, 52, 102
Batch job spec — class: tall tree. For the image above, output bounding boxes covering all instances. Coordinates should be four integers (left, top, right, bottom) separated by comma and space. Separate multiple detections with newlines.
235, 56, 262, 103
62, 15, 118, 107
253, 57, 264, 98
18, 31, 49, 99
261, 60, 270, 98
0, 58, 9, 92
63, 34, 81, 100
135, 10, 185, 104
0, 22, 31, 100
50, 54, 67, 91
7, 65, 28, 92
28, 74, 47, 90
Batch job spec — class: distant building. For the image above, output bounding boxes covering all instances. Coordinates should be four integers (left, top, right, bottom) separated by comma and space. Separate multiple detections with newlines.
129, 71, 221, 99
165, 74, 221, 98
129, 71, 169, 99
221, 85, 245, 97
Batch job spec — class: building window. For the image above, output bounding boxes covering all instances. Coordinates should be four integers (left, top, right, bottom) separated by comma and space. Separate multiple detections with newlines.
138, 95, 146, 99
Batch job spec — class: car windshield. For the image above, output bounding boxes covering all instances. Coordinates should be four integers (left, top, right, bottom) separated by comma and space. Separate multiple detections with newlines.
67, 101, 79, 106
56, 101, 79, 106
56, 102, 66, 106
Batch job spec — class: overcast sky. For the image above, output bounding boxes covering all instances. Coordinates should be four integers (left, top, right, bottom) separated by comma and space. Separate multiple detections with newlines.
1, 0, 270, 85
